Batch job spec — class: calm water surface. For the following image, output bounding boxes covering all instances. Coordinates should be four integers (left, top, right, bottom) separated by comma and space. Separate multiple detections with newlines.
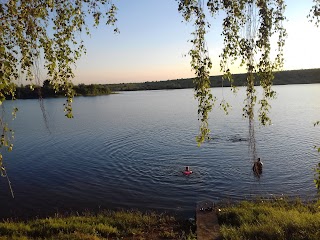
0, 84, 319, 218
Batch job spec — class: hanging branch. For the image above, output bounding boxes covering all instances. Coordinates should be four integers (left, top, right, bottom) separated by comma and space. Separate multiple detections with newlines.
308, 1, 320, 191
257, 0, 286, 125
0, 0, 119, 189
308, 0, 320, 27
178, 0, 214, 145
179, 0, 287, 145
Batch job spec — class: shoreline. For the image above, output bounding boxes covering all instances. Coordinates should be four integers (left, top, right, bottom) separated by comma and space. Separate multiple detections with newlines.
1, 198, 319, 239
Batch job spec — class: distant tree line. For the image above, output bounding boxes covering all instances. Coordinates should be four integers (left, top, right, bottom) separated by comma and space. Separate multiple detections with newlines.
74, 83, 112, 96
14, 80, 112, 99
106, 68, 320, 92
11, 68, 320, 100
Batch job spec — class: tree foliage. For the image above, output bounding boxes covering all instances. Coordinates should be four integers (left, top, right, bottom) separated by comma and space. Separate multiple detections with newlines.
177, 0, 287, 145
178, 0, 214, 144
308, 0, 320, 191
0, 0, 118, 179
308, 0, 320, 27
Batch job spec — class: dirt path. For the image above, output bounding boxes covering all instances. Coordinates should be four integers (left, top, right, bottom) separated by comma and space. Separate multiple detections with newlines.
196, 201, 222, 240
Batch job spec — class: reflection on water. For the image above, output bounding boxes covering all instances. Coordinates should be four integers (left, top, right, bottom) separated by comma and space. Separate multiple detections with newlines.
0, 84, 319, 218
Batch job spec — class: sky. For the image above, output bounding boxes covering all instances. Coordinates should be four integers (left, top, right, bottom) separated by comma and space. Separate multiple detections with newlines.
72, 0, 320, 84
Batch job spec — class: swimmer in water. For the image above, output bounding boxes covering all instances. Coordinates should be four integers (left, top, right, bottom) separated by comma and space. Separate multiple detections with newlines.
253, 158, 263, 175
183, 166, 193, 175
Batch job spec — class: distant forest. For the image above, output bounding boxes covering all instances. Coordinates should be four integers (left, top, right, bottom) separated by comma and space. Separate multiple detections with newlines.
106, 68, 320, 92
15, 80, 112, 99
13, 68, 320, 99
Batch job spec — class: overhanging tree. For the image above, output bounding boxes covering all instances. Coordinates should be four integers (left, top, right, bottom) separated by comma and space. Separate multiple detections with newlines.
177, 0, 287, 145
0, 0, 118, 185
308, 0, 320, 191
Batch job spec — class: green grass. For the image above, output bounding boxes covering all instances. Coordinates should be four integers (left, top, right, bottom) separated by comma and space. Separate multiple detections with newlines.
0, 210, 196, 240
218, 199, 320, 240
2, 199, 320, 240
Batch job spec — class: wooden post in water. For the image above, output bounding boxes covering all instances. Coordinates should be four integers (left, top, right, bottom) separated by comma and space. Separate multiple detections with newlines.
196, 200, 221, 240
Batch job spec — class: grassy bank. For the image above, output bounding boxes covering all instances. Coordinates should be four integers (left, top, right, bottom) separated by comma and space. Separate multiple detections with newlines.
218, 199, 320, 240
0, 210, 195, 240
1, 199, 320, 239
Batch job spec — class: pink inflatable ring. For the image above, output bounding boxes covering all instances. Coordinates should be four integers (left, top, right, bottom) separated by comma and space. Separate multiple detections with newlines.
183, 170, 193, 175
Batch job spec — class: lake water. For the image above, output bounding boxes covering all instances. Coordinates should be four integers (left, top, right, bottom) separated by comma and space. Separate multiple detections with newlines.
0, 84, 319, 219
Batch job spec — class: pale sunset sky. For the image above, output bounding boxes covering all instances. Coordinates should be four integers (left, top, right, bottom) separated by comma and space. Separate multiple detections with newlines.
72, 0, 320, 84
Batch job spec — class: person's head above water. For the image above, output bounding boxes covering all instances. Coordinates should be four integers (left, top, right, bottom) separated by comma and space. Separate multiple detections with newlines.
185, 166, 190, 171
257, 158, 261, 162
